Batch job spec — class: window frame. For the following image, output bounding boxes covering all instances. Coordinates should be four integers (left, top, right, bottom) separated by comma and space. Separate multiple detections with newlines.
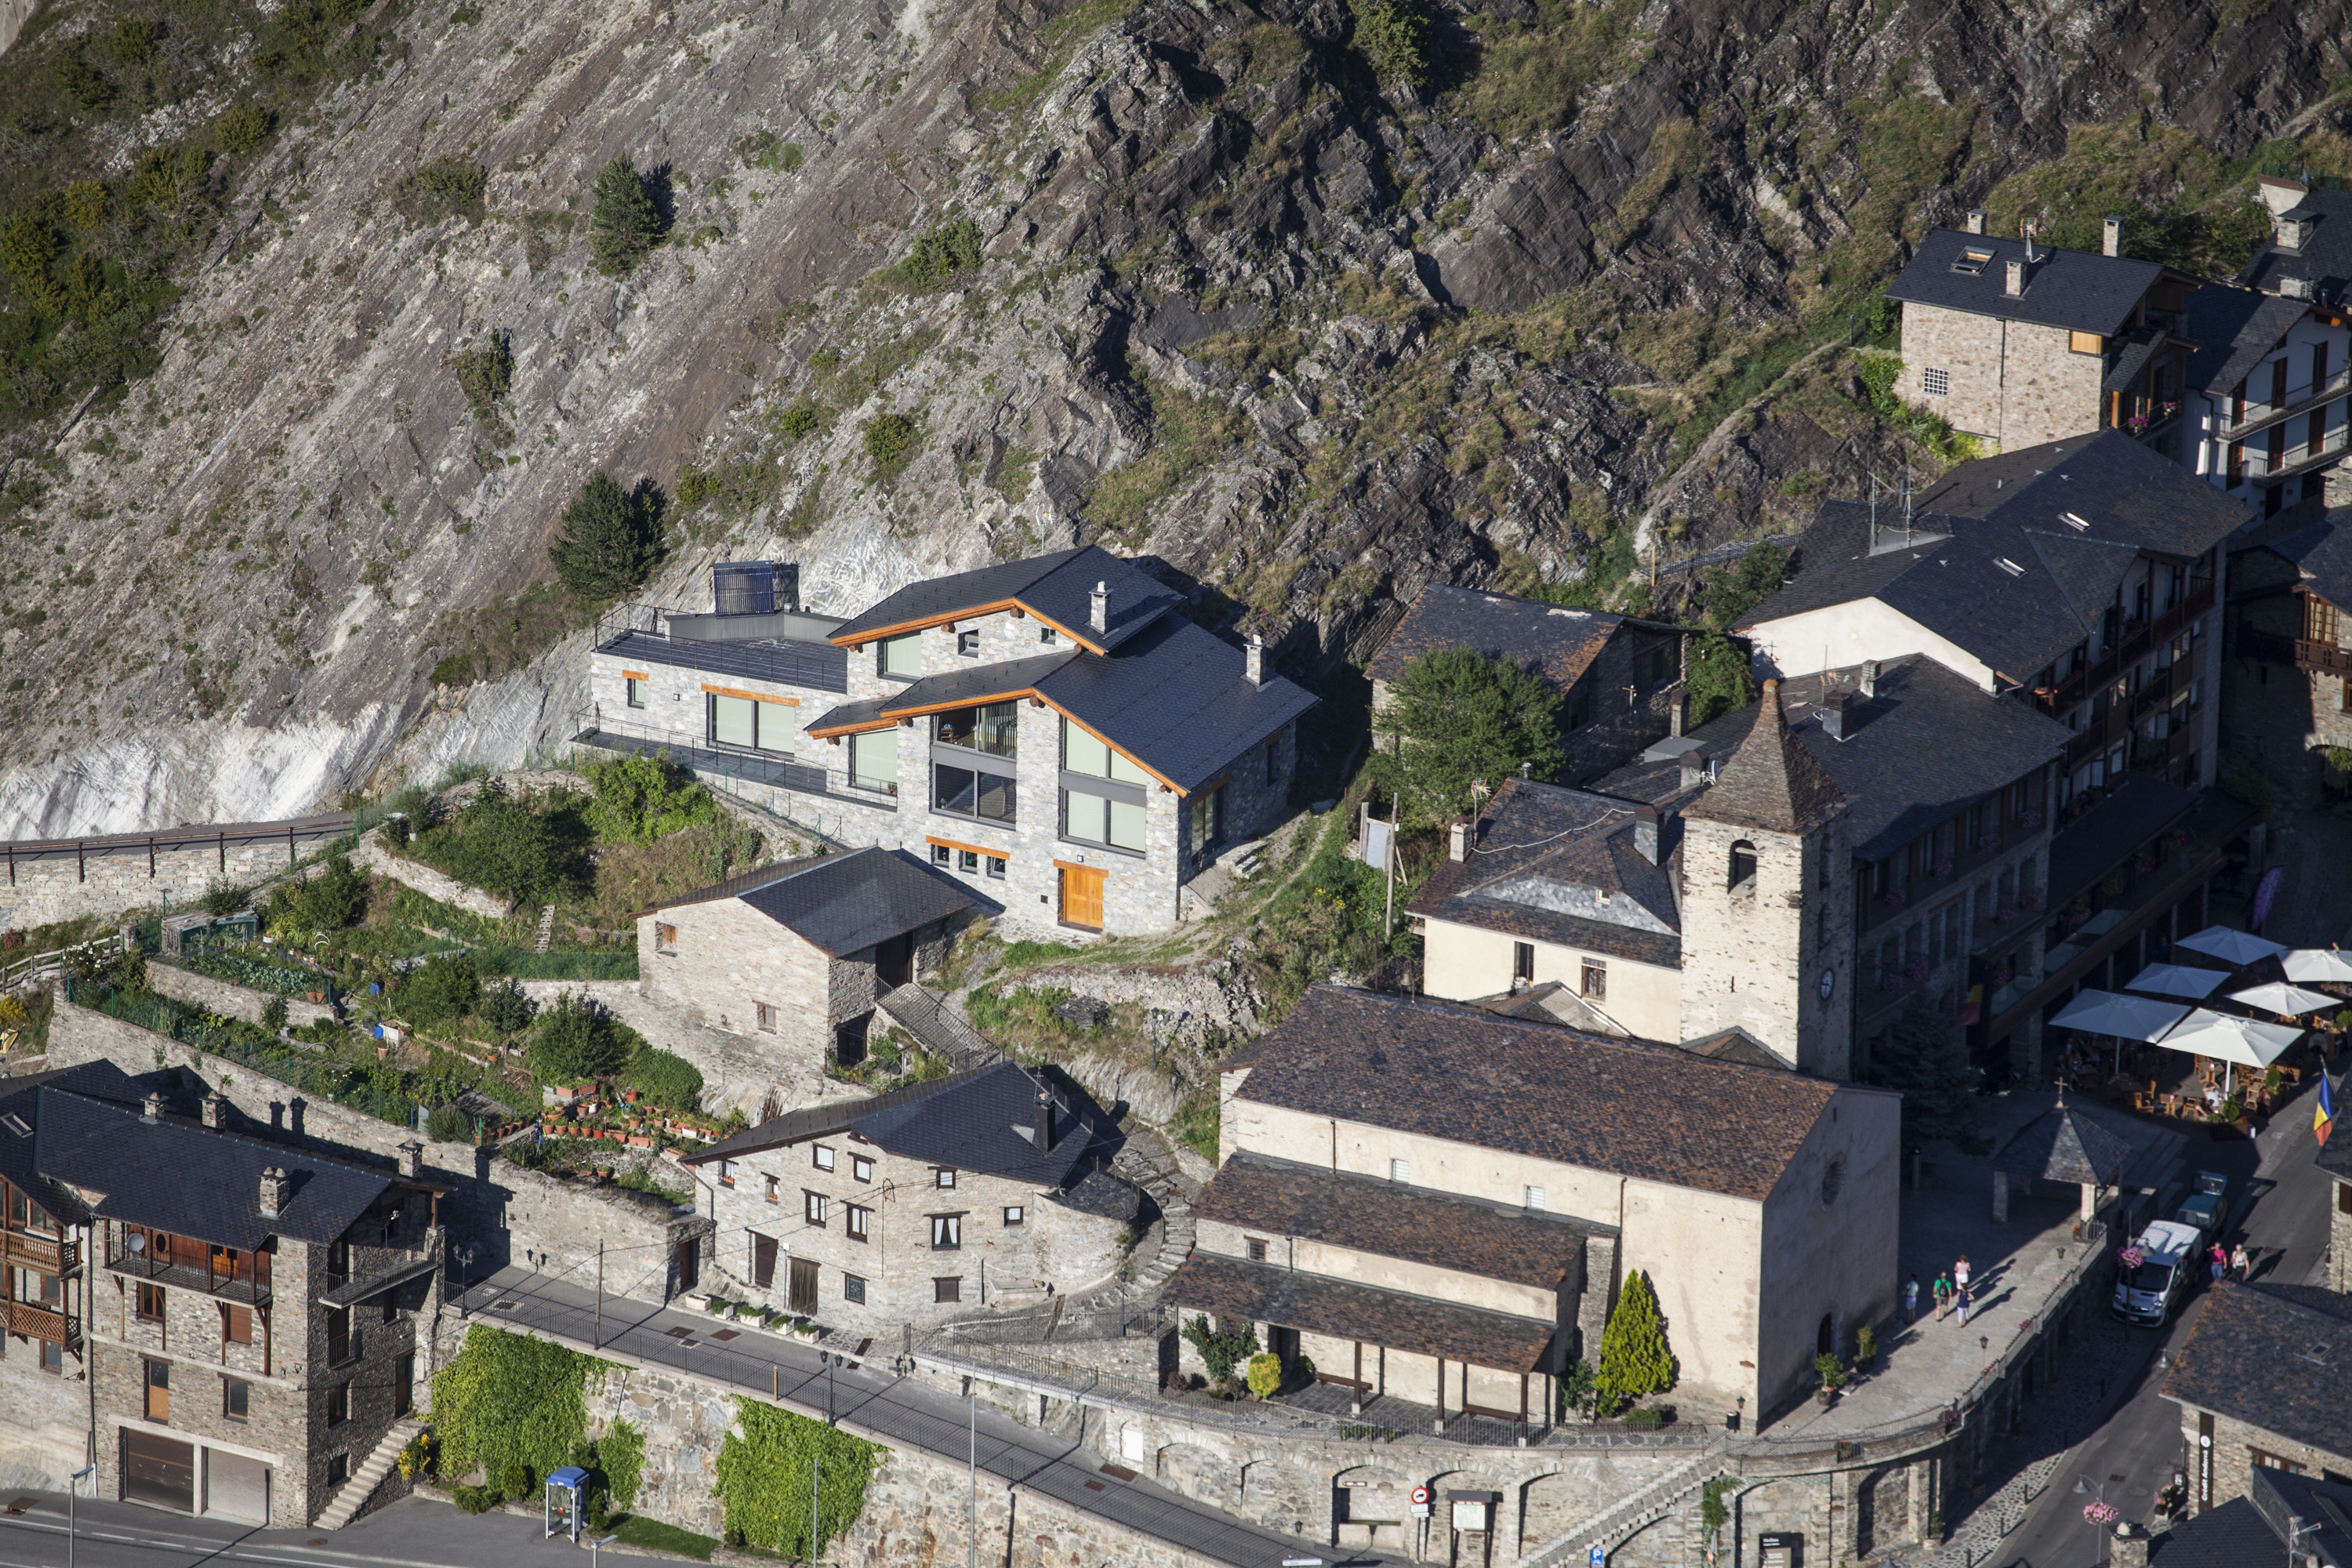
848, 728, 901, 797
844, 1273, 868, 1305
1388, 1158, 1410, 1183
223, 1377, 250, 1423
326, 1380, 350, 1428
325, 1305, 352, 1367
851, 1155, 873, 1184
656, 922, 679, 953
878, 633, 924, 681
756, 1002, 779, 1033
1002, 1205, 1025, 1227
845, 1203, 871, 1243
1581, 960, 1606, 1000
814, 1144, 837, 1172
930, 1214, 964, 1250
935, 1167, 957, 1189
625, 676, 648, 709
136, 1281, 166, 1323
763, 1174, 779, 1205
933, 1276, 963, 1304
804, 1191, 829, 1227
1245, 1236, 1268, 1262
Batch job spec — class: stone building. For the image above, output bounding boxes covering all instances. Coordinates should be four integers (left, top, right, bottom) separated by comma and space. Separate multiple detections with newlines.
2225, 517, 2352, 804
1886, 218, 2198, 455
635, 845, 978, 1064
1365, 585, 1700, 785
2315, 1114, 2352, 1295
1198, 985, 1901, 1420
678, 1061, 1140, 1327
583, 546, 1316, 936
2161, 1282, 2352, 1516
0, 1058, 445, 1526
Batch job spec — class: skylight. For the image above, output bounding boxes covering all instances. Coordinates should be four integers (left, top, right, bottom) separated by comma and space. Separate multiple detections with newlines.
1994, 557, 2025, 577
2062, 512, 2091, 531
1951, 248, 1995, 275
0, 1113, 27, 1136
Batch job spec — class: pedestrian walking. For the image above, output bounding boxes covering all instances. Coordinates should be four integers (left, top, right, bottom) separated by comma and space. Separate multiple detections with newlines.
1904, 1274, 1920, 1323
1933, 1272, 1955, 1321
1954, 1254, 1972, 1294
1955, 1285, 1973, 1326
2209, 1243, 2227, 1283
2231, 1243, 2251, 1280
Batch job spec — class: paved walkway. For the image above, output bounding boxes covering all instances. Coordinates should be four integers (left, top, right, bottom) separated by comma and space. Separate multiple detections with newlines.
457, 1266, 1401, 1568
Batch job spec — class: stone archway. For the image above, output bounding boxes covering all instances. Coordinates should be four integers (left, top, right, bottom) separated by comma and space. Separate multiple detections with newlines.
1427, 1466, 1509, 1566
1517, 1472, 1586, 1563
1333, 1464, 1413, 1553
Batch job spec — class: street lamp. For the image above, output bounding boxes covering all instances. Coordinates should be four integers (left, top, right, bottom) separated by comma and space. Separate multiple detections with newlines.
68, 1463, 94, 1568
588, 1533, 619, 1568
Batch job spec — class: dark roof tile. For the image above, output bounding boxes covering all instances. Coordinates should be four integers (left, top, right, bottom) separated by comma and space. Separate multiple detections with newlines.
734, 846, 977, 956
827, 546, 1181, 653
2267, 518, 2352, 611
595, 628, 850, 693
1682, 679, 1846, 833
2238, 185, 2352, 302
1367, 584, 1630, 691
1888, 228, 2162, 336
1163, 1250, 1559, 1371
2161, 1282, 2352, 1462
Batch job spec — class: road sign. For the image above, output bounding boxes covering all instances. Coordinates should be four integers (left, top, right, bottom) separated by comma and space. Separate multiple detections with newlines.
1410, 1485, 1432, 1518
1590, 1550, 1606, 1567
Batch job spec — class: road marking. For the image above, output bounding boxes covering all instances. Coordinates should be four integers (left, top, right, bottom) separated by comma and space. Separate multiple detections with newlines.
0, 1518, 491, 1568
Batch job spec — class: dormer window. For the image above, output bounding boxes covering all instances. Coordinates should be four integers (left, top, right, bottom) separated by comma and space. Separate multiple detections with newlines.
956, 629, 981, 659
1951, 247, 1994, 275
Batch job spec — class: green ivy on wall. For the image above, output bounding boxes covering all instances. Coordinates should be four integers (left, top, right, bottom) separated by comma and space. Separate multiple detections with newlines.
430, 1325, 619, 1490
712, 1399, 883, 1557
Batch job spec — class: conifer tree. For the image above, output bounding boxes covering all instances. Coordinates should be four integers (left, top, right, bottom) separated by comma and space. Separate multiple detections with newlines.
549, 470, 660, 605
589, 154, 661, 277
1595, 1269, 1677, 1409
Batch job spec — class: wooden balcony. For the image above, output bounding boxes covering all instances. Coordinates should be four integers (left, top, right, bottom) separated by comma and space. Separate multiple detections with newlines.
3, 1298, 75, 1345
1, 1230, 75, 1275
2298, 639, 2352, 675
2042, 583, 2214, 716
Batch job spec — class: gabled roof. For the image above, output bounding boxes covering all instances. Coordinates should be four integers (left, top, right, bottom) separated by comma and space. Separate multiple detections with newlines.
1366, 584, 1675, 691
1682, 679, 1846, 834
1990, 1102, 2134, 1184
732, 847, 977, 956
2238, 183, 2352, 303
1887, 228, 2164, 336
2161, 1282, 2352, 1463
1163, 1250, 1560, 1372
826, 546, 1181, 655
684, 1061, 1097, 1189
0, 1060, 143, 1228
2267, 518, 2352, 612
1227, 986, 1841, 1202
2182, 285, 2309, 395
37, 1087, 390, 1250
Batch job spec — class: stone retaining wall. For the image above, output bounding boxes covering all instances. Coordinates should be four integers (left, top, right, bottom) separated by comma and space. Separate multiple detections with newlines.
351, 834, 513, 920
148, 959, 338, 1028
0, 835, 294, 931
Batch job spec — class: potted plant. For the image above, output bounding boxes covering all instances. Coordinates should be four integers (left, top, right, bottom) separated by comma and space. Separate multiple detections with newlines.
1933, 858, 1955, 877
1813, 1353, 1846, 1406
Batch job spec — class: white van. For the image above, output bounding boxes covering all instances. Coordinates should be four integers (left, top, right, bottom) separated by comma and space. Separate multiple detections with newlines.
2112, 1220, 2201, 1326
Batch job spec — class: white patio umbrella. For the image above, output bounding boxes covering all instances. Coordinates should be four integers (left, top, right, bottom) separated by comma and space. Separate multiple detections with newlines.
2049, 990, 2194, 1073
2283, 949, 2352, 985
2227, 982, 2341, 1017
2155, 1009, 2306, 1095
2125, 963, 2227, 1000
2174, 927, 2290, 967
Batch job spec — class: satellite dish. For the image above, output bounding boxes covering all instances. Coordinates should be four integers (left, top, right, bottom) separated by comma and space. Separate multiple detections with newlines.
127, 1232, 146, 1254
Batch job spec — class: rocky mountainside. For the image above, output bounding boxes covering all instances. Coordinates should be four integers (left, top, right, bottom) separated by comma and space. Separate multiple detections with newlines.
0, 0, 2345, 833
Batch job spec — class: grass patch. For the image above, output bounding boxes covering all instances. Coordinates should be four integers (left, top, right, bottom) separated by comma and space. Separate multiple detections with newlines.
1083, 379, 1249, 541
1439, 0, 1643, 142
979, 0, 1134, 116
423, 581, 586, 690
1984, 121, 2271, 278
609, 1516, 717, 1560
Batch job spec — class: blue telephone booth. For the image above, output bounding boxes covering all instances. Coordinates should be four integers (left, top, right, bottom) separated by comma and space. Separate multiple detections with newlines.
546, 1467, 589, 1541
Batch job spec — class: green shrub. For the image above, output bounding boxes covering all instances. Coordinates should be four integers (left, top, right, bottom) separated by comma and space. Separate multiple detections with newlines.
1244, 1352, 1283, 1398
1854, 1323, 1878, 1368
1367, 644, 1566, 824
862, 412, 916, 481
201, 882, 252, 917
1624, 1406, 1671, 1429
1348, 0, 1428, 86
895, 217, 982, 288
673, 465, 712, 507
1181, 1315, 1258, 1384
1595, 1270, 1677, 1410
278, 855, 369, 932
426, 1102, 471, 1142
56, 53, 113, 111
775, 405, 820, 444
477, 978, 536, 1035
597, 1419, 645, 1509
711, 1398, 882, 1558
216, 102, 274, 154
584, 753, 719, 845
1813, 1352, 1846, 1390
60, 182, 107, 231
412, 780, 583, 904
499, 1463, 534, 1500
628, 1047, 703, 1111
261, 996, 289, 1032
590, 154, 662, 276
388, 155, 488, 228
111, 17, 159, 65
430, 653, 477, 688
1685, 632, 1756, 728
734, 132, 805, 173
399, 953, 482, 1029
452, 1483, 502, 1513
451, 332, 514, 426
530, 991, 637, 1084
549, 472, 662, 605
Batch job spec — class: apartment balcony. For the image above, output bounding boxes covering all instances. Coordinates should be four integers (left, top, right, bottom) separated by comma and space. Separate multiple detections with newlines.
2231, 419, 2350, 485
2042, 583, 2215, 717
2213, 365, 2352, 441
1, 1229, 76, 1275
2298, 639, 2352, 675
106, 1239, 272, 1305
2, 1298, 75, 1346
1857, 824, 2047, 938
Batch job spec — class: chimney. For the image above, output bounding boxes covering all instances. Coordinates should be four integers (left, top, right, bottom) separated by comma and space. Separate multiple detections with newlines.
1245, 633, 1265, 688
2108, 1523, 2148, 1568
1089, 581, 1109, 633
2005, 259, 2026, 297
1035, 1086, 1054, 1151
2103, 216, 2123, 256
2278, 212, 2312, 252
1668, 689, 1690, 738
1860, 659, 1880, 699
397, 1140, 424, 1179
1819, 688, 1854, 741
201, 1093, 229, 1130
1447, 819, 1469, 862
143, 1091, 165, 1122
1679, 749, 1711, 790
1634, 806, 1661, 865
258, 1167, 290, 1219
1964, 209, 1986, 235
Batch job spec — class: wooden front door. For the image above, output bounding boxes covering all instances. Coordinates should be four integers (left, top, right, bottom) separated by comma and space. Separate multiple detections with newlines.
1058, 863, 1105, 930
789, 1256, 819, 1314
752, 1232, 778, 1290
875, 933, 913, 989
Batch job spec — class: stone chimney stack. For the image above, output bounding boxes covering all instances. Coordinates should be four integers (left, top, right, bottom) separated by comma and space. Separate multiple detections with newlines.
2103, 216, 2123, 256
1964, 209, 1986, 235
143, 1091, 165, 1122
1860, 659, 1880, 699
2108, 1523, 2148, 1568
397, 1140, 424, 1179
1447, 819, 1469, 862
1090, 581, 1109, 633
2005, 259, 2026, 297
1245, 633, 1265, 688
201, 1094, 229, 1130
1036, 1086, 1054, 1151
258, 1167, 291, 1219
1668, 689, 1690, 738
1635, 806, 1661, 866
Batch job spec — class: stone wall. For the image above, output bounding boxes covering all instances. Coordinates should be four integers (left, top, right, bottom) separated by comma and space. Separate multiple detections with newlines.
0, 1342, 89, 1492
1896, 306, 2107, 450
2182, 1405, 2347, 1516
513, 977, 844, 1120
2331, 1177, 2352, 1294
350, 835, 512, 920
0, 835, 292, 932
149, 960, 338, 1028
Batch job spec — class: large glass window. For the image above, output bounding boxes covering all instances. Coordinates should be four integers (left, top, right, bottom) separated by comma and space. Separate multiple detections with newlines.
849, 729, 898, 795
1064, 789, 1147, 852
879, 633, 923, 678
936, 702, 1018, 757
1189, 787, 1222, 851
935, 763, 1015, 824
1061, 719, 1149, 784
708, 694, 796, 753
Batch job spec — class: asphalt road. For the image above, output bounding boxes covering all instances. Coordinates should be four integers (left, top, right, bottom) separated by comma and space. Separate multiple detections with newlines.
1984, 1080, 2336, 1568
0, 1491, 609, 1568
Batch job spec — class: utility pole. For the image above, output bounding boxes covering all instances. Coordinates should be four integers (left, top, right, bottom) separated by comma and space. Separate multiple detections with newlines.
967, 1396, 977, 1568
811, 1451, 821, 1567
594, 1241, 603, 1348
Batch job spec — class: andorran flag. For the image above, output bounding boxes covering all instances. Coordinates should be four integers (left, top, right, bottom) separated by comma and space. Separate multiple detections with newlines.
2318, 1072, 2337, 1149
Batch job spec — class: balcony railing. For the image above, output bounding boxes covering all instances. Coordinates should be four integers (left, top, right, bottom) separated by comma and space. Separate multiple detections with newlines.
2238, 419, 2350, 481
2299, 639, 2352, 674
2, 1299, 74, 1345
2042, 583, 2214, 717
106, 1239, 271, 1304
2214, 365, 2352, 440
1, 1229, 75, 1275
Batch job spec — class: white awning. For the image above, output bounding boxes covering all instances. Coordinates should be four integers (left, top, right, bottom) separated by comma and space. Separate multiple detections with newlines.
2049, 990, 2194, 1042
2283, 949, 2352, 985
2227, 982, 2342, 1018
2155, 1010, 2305, 1069
2123, 964, 2227, 1000
2173, 927, 2289, 967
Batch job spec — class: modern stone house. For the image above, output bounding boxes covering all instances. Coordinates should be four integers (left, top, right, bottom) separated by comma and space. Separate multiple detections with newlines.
678, 1062, 1139, 1327
1192, 985, 1900, 1421
1886, 218, 2199, 455
1366, 584, 1700, 785
583, 546, 1316, 937
0, 1059, 445, 1526
2176, 177, 2352, 524
2224, 517, 2352, 804
635, 846, 978, 1064
2161, 1282, 2352, 1516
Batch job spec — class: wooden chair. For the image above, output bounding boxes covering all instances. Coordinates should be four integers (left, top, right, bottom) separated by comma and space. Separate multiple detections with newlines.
2278, 1065, 2303, 1087
2159, 1093, 2183, 1118
2132, 1088, 2155, 1113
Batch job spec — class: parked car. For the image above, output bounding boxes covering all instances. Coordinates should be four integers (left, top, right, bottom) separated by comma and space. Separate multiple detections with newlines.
2175, 1171, 2228, 1240
2113, 1220, 2201, 1326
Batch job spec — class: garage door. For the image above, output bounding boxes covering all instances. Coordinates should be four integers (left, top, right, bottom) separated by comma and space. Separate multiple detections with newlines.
205, 1450, 270, 1523
122, 1429, 194, 1512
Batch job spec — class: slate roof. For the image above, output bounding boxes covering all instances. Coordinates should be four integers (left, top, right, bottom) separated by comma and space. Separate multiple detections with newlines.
2161, 1282, 2352, 1462
2267, 518, 2352, 612
1195, 1151, 1602, 1288
731, 847, 977, 956
2181, 285, 2308, 395
1052, 1167, 1145, 1221
1682, 679, 1847, 835
826, 546, 1181, 655
1470, 980, 1633, 1036
2149, 1472, 2352, 1568
684, 1061, 1098, 1189
804, 695, 897, 738
0, 1061, 143, 1228
2100, 326, 2167, 394
1366, 584, 1656, 691
874, 650, 1080, 716
1991, 1102, 2134, 1184
1163, 1250, 1560, 1372
1737, 432, 2249, 684
632, 853, 827, 917
595, 628, 851, 693
2044, 773, 2201, 912
37, 1087, 391, 1250
2238, 184, 2352, 303
1227, 986, 1840, 1202
1408, 779, 1683, 968
1887, 228, 2162, 336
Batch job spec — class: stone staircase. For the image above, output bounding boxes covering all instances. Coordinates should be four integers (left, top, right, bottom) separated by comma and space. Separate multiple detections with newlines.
1068, 1137, 1196, 1316
1520, 1446, 1725, 1568
313, 1417, 426, 1532
1178, 838, 1270, 916
533, 904, 557, 953
877, 983, 1000, 1070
